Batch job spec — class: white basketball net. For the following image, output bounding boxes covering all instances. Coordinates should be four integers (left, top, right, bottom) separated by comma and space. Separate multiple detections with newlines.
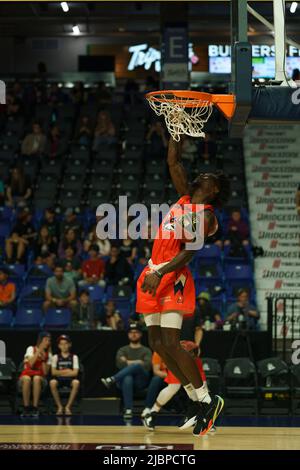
147, 93, 213, 142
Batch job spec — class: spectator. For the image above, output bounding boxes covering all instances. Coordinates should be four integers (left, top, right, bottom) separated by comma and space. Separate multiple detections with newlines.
18, 331, 52, 417
6, 92, 23, 118
92, 110, 116, 151
226, 289, 260, 330
76, 116, 93, 147
103, 300, 124, 331
0, 267, 16, 310
50, 335, 80, 415
79, 244, 105, 287
47, 83, 67, 106
41, 208, 59, 243
33, 225, 57, 260
130, 312, 147, 332
105, 246, 134, 286
60, 246, 81, 281
45, 125, 67, 159
58, 228, 82, 259
225, 209, 249, 248
83, 224, 111, 256
194, 292, 222, 335
101, 323, 152, 418
6, 166, 32, 208
118, 236, 138, 265
5, 208, 36, 263
21, 122, 46, 157
43, 264, 78, 314
73, 290, 97, 329
60, 208, 83, 238
146, 121, 168, 158
71, 81, 84, 107
141, 351, 168, 419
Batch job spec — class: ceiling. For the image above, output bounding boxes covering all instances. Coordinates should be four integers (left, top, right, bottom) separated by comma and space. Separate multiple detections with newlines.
0, 1, 299, 44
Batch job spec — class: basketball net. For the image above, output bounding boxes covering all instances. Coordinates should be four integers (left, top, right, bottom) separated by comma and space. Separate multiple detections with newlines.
147, 92, 213, 142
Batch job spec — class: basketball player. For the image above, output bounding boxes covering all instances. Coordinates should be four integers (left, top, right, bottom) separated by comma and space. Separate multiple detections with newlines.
136, 137, 230, 436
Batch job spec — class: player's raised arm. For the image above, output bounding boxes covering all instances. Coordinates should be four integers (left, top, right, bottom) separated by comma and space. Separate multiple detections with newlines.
167, 138, 189, 196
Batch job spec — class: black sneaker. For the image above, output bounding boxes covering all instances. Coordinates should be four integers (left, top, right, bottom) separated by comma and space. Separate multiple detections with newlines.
31, 407, 40, 418
101, 377, 115, 389
142, 412, 157, 431
20, 406, 31, 418
193, 395, 224, 437
178, 400, 202, 430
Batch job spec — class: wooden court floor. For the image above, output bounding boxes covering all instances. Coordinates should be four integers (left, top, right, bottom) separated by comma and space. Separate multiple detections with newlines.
0, 425, 300, 450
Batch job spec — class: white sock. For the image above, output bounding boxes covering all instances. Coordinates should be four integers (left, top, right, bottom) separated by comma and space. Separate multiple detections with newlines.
151, 384, 182, 412
184, 383, 198, 402
195, 384, 212, 404
151, 403, 161, 413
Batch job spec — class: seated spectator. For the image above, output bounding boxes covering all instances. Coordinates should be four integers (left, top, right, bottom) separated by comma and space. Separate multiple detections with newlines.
21, 122, 46, 157
79, 245, 105, 287
194, 292, 222, 334
224, 209, 250, 251
6, 166, 32, 208
47, 83, 67, 106
103, 300, 124, 331
130, 312, 147, 332
33, 225, 57, 260
35, 251, 55, 271
45, 125, 67, 159
226, 289, 260, 331
76, 116, 93, 147
5, 208, 36, 263
50, 335, 80, 416
101, 323, 152, 418
43, 264, 78, 314
0, 267, 16, 310
41, 208, 59, 244
83, 224, 111, 256
105, 246, 134, 286
58, 228, 82, 259
141, 351, 167, 419
60, 208, 83, 238
146, 121, 168, 158
71, 81, 85, 107
73, 290, 97, 329
92, 110, 116, 151
60, 246, 81, 281
118, 236, 138, 265
18, 331, 52, 417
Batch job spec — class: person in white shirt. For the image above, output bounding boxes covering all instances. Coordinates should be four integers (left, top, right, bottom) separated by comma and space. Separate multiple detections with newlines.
50, 335, 80, 416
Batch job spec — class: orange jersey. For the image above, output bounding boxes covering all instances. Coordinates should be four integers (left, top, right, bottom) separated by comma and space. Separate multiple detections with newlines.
165, 357, 207, 385
136, 195, 215, 315
152, 352, 167, 373
151, 195, 214, 265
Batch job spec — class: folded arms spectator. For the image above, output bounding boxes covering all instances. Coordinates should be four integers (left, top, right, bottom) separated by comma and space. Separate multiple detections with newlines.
43, 265, 78, 313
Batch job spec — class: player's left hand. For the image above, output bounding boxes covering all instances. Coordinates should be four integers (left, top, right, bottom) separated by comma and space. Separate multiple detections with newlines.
141, 272, 161, 296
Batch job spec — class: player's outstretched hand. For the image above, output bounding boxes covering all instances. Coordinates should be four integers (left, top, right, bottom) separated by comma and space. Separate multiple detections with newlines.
141, 272, 161, 296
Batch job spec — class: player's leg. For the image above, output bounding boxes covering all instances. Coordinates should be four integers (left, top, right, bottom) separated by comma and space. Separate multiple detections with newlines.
142, 384, 181, 431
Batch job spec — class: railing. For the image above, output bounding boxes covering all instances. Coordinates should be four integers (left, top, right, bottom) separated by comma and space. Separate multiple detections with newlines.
267, 296, 300, 361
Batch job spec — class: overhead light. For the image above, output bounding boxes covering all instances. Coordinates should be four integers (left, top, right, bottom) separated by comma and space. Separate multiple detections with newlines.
290, 2, 298, 13
72, 25, 80, 35
61, 2, 69, 12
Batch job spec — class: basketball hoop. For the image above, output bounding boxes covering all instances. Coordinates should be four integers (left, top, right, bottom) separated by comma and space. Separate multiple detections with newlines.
145, 90, 236, 142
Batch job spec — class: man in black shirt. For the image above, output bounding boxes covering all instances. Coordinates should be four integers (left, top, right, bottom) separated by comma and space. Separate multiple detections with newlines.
5, 208, 36, 263
105, 246, 134, 286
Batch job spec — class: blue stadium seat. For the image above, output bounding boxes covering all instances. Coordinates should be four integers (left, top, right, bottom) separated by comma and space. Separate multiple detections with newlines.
106, 285, 133, 300
0, 221, 11, 239
19, 284, 45, 307
79, 285, 105, 302
0, 309, 13, 328
44, 308, 71, 328
26, 264, 53, 282
194, 244, 222, 259
195, 279, 225, 300
193, 259, 223, 281
225, 264, 253, 281
15, 307, 43, 328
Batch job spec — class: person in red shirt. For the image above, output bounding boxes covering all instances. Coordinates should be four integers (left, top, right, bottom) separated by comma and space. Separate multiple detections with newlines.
79, 244, 105, 287
18, 331, 52, 417
0, 267, 16, 309
136, 138, 230, 436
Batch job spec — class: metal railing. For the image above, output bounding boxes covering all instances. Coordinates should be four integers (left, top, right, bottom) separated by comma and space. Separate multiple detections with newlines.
267, 296, 300, 361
